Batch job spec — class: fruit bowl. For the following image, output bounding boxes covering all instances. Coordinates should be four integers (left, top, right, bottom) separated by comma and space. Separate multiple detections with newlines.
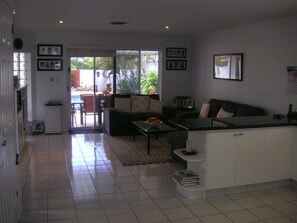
145, 120, 163, 127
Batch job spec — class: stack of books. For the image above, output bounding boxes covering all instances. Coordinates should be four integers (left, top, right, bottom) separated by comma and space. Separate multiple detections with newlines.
173, 169, 199, 187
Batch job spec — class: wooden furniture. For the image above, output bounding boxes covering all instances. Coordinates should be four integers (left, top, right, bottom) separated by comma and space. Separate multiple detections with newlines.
132, 120, 176, 154
71, 100, 84, 125
97, 94, 111, 124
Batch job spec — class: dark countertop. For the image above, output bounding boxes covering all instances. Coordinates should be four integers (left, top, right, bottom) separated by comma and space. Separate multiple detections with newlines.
172, 116, 297, 131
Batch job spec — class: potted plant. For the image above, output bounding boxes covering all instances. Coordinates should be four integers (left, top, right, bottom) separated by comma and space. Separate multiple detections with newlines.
105, 83, 112, 94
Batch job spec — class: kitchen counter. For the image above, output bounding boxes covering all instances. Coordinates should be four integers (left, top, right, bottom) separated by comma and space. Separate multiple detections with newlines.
172, 116, 297, 131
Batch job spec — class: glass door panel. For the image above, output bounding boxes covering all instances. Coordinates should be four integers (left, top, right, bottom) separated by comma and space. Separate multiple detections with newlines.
70, 56, 114, 130
70, 57, 96, 129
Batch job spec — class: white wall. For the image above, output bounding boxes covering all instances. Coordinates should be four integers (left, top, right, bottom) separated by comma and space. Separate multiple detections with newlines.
192, 15, 297, 115
14, 31, 193, 131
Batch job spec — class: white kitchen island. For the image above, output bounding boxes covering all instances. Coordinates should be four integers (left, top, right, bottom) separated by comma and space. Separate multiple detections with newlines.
172, 116, 297, 198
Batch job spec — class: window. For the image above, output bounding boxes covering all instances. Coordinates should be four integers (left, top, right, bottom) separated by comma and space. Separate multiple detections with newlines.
13, 52, 32, 121
13, 52, 31, 87
116, 50, 159, 94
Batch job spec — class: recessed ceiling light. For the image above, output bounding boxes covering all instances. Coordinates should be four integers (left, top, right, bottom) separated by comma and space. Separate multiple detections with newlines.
59, 20, 64, 24
165, 26, 170, 29
110, 21, 127, 25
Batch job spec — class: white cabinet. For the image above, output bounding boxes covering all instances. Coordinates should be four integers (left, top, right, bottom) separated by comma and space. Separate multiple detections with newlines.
186, 126, 297, 193
206, 129, 266, 189
291, 128, 297, 181
45, 106, 62, 133
206, 131, 237, 189
236, 130, 266, 185
265, 127, 293, 182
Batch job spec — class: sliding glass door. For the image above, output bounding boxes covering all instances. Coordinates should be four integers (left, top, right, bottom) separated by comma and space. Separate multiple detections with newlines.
70, 57, 114, 130
68, 49, 159, 131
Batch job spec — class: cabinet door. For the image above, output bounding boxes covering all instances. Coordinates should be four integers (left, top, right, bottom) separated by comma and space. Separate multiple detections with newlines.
292, 128, 297, 181
206, 131, 236, 190
45, 106, 62, 133
265, 127, 293, 182
236, 129, 266, 186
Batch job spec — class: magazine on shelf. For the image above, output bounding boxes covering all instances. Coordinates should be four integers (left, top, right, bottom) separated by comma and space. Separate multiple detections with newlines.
174, 169, 199, 180
173, 176, 199, 187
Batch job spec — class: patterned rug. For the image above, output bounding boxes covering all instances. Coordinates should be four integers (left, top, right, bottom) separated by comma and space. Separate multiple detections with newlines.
104, 135, 176, 166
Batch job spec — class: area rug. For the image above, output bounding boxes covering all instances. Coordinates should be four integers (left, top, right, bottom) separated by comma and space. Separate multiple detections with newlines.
104, 135, 176, 166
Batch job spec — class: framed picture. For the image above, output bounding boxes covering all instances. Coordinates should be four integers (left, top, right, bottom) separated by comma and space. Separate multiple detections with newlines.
37, 44, 63, 57
166, 60, 187, 70
37, 59, 63, 71
213, 53, 243, 81
166, 48, 187, 58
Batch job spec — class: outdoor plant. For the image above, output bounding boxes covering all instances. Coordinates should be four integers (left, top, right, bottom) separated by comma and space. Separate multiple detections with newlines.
141, 70, 158, 94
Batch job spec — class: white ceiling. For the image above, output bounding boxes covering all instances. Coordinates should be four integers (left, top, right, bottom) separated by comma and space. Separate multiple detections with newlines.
14, 0, 297, 38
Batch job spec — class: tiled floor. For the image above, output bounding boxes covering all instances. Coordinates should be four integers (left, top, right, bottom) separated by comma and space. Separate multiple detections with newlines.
19, 133, 297, 223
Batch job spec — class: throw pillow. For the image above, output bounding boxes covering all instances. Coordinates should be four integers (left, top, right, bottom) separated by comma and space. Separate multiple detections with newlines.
114, 98, 131, 112
199, 103, 210, 118
131, 95, 149, 112
149, 99, 163, 113
216, 107, 234, 118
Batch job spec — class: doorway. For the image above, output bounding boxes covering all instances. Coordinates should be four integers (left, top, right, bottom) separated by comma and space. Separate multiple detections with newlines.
68, 49, 159, 131
70, 56, 114, 130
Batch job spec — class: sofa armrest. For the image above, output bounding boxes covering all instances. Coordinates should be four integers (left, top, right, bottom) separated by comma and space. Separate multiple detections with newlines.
175, 111, 199, 124
103, 108, 118, 136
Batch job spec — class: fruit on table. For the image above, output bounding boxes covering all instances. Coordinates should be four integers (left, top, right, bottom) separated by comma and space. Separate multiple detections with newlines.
147, 117, 160, 124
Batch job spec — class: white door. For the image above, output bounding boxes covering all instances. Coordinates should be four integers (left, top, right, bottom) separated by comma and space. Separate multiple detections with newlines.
0, 0, 22, 222
265, 127, 293, 182
206, 131, 237, 190
292, 128, 297, 181
235, 129, 266, 186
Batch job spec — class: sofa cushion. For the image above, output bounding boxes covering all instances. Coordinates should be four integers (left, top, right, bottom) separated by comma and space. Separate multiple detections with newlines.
149, 99, 163, 113
114, 98, 131, 112
221, 100, 238, 114
236, 104, 266, 117
110, 94, 160, 108
208, 99, 223, 117
199, 103, 210, 118
217, 107, 234, 118
131, 95, 149, 112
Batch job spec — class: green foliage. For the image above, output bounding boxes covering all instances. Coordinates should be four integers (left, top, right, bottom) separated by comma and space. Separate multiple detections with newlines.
95, 57, 114, 79
71, 57, 93, 71
141, 71, 158, 94
116, 52, 140, 94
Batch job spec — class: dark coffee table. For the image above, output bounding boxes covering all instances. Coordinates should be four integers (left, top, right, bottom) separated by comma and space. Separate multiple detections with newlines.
132, 121, 176, 154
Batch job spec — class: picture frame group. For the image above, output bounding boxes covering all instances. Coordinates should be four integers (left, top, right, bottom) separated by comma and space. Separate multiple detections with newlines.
37, 44, 63, 57
166, 48, 187, 58
166, 60, 187, 70
37, 59, 63, 71
166, 47, 187, 71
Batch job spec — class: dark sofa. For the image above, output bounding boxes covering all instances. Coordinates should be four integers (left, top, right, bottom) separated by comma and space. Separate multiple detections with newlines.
103, 94, 166, 136
175, 98, 266, 124
168, 98, 266, 165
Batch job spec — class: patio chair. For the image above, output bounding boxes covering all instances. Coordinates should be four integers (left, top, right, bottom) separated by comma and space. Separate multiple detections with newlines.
80, 94, 101, 126
97, 94, 111, 124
